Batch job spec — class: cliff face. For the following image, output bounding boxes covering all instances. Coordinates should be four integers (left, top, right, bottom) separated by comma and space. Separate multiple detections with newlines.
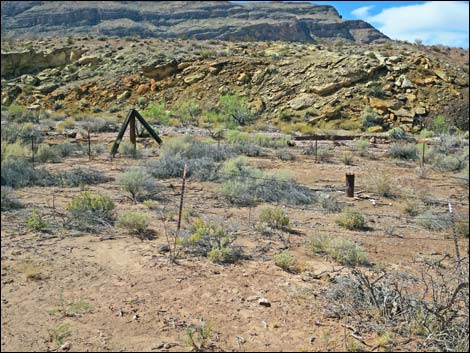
1, 1, 389, 44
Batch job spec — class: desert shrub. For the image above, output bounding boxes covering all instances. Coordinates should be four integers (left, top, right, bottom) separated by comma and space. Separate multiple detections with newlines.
186, 218, 240, 263
143, 102, 170, 125
401, 198, 423, 217
1, 141, 29, 162
366, 84, 386, 98
416, 209, 452, 232
306, 235, 368, 266
56, 117, 76, 132
355, 139, 370, 157
36, 144, 61, 163
221, 157, 313, 206
328, 239, 369, 266
220, 94, 256, 126
26, 209, 48, 232
146, 139, 232, 180
118, 140, 141, 158
176, 99, 201, 126
54, 142, 77, 158
58, 168, 110, 187
432, 115, 449, 134
259, 207, 290, 229
117, 211, 150, 235
361, 106, 383, 129
306, 234, 331, 255
456, 212, 469, 238
119, 167, 157, 202
303, 144, 333, 162
388, 127, 407, 140
1, 187, 21, 210
340, 151, 354, 165
1, 159, 53, 188
368, 175, 394, 198
431, 154, 466, 172
389, 143, 418, 160
67, 191, 115, 230
274, 251, 297, 272
275, 148, 296, 161
336, 208, 366, 230
415, 166, 430, 179
318, 193, 342, 213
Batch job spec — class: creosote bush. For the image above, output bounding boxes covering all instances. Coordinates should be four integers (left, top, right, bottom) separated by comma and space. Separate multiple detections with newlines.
336, 208, 366, 230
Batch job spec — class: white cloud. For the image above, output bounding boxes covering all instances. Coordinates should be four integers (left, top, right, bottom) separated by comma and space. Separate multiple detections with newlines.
351, 5, 374, 18
353, 1, 469, 48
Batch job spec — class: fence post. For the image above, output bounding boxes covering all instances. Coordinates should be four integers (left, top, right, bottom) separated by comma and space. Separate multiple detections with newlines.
177, 164, 187, 232
314, 138, 318, 163
448, 202, 461, 270
87, 129, 91, 161
346, 173, 355, 198
421, 143, 426, 167
31, 135, 35, 169
129, 115, 136, 155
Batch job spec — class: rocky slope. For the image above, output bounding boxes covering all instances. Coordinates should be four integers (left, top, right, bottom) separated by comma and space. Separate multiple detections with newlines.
1, 1, 388, 44
1, 36, 469, 132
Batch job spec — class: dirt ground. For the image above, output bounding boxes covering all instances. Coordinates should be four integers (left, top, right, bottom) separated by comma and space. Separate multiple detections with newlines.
1, 134, 468, 352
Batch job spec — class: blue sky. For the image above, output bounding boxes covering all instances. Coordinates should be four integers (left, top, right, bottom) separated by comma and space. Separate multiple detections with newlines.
233, 1, 469, 48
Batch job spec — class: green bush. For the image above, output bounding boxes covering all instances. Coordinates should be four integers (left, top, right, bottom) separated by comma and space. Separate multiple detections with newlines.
67, 191, 115, 230
1, 141, 29, 162
355, 139, 370, 157
389, 143, 418, 160
117, 212, 150, 235
336, 208, 366, 230
259, 207, 290, 229
36, 144, 61, 163
328, 239, 369, 266
26, 209, 48, 232
143, 102, 170, 125
306, 234, 331, 255
186, 218, 240, 263
340, 151, 354, 165
220, 95, 256, 127
119, 167, 157, 202
432, 115, 449, 134
54, 142, 77, 158
361, 106, 383, 129
274, 251, 297, 272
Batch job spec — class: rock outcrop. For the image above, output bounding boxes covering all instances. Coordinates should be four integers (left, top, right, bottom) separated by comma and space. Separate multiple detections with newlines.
1, 1, 389, 44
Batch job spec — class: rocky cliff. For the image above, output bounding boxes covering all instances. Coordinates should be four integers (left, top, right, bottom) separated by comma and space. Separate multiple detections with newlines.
1, 1, 389, 44
1, 36, 468, 132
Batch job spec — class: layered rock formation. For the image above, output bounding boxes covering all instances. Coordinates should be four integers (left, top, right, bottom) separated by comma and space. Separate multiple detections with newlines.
1, 36, 468, 132
1, 1, 389, 44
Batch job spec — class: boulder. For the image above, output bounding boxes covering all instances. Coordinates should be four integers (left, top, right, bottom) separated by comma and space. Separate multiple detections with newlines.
141, 59, 179, 80
369, 97, 401, 110
35, 83, 58, 94
288, 94, 314, 110
183, 72, 206, 84
20, 74, 39, 85
117, 90, 131, 102
77, 55, 101, 66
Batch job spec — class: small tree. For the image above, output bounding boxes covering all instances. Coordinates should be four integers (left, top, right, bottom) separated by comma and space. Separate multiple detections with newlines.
220, 95, 256, 126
